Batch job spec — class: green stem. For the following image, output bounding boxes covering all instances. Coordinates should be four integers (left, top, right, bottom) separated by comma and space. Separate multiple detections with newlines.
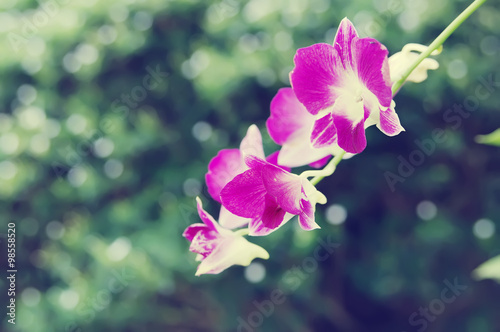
391, 0, 488, 94
309, 151, 346, 186
234, 228, 249, 236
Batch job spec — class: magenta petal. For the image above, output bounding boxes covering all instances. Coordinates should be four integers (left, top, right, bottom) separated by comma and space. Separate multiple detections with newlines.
298, 199, 320, 230
333, 18, 358, 69
261, 165, 302, 215
220, 168, 266, 219
290, 43, 343, 115
378, 106, 405, 136
206, 149, 242, 202
334, 114, 367, 154
352, 38, 392, 108
261, 194, 286, 229
244, 155, 268, 169
190, 229, 218, 258
196, 197, 218, 231
311, 113, 337, 148
249, 213, 294, 236
309, 155, 332, 169
183, 224, 207, 242
267, 88, 312, 145
249, 219, 275, 236
266, 151, 291, 172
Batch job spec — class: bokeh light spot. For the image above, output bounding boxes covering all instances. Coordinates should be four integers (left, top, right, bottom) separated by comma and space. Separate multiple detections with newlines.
46, 221, 65, 240
244, 262, 266, 283
326, 204, 347, 225
104, 159, 124, 179
107, 237, 132, 261
192, 121, 212, 142
22, 288, 41, 307
473, 219, 495, 239
416, 201, 437, 220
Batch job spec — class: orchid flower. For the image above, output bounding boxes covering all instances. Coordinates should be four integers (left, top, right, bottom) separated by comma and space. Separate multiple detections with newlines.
267, 88, 355, 168
183, 197, 269, 276
205, 125, 287, 229
290, 17, 404, 154
220, 156, 327, 236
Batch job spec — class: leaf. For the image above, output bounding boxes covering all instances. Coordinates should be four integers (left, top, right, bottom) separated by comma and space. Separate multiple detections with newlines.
475, 128, 500, 146
472, 255, 500, 282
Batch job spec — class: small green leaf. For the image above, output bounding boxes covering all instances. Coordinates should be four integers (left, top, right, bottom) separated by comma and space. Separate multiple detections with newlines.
472, 255, 500, 281
475, 128, 500, 146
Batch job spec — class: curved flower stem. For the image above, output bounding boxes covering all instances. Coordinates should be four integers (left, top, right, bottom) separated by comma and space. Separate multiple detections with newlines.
391, 0, 488, 95
304, 150, 346, 186
234, 228, 250, 236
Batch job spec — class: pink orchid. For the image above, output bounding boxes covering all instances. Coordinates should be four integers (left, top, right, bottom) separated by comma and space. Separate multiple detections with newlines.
220, 156, 326, 236
290, 18, 404, 154
267, 87, 354, 168
205, 125, 288, 229
183, 197, 269, 276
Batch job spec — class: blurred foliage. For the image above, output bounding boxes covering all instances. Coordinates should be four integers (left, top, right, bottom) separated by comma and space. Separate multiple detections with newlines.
0, 0, 499, 331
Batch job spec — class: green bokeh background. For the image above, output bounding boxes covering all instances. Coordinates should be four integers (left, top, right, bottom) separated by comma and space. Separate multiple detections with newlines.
1, 0, 499, 331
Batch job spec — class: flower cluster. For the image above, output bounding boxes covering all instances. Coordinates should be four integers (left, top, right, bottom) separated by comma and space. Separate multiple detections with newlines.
183, 18, 438, 275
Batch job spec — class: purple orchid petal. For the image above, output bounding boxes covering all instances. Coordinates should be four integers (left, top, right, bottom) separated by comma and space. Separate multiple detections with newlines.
240, 124, 265, 159
261, 194, 287, 229
334, 114, 367, 154
352, 37, 392, 108
249, 219, 276, 236
330, 95, 369, 154
267, 88, 313, 145
260, 164, 303, 215
332, 17, 358, 69
290, 43, 343, 115
196, 197, 218, 231
309, 155, 331, 168
311, 113, 337, 148
205, 149, 242, 202
220, 167, 266, 219
183, 223, 207, 242
195, 242, 228, 275
378, 105, 405, 136
266, 151, 291, 172
298, 198, 320, 230
249, 213, 294, 236
244, 155, 268, 169
190, 229, 218, 258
